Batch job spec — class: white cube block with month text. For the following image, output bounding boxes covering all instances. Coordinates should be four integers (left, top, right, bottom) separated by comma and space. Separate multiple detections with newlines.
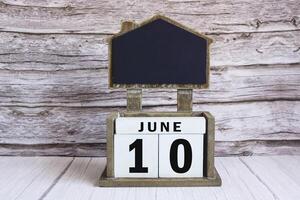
115, 117, 206, 134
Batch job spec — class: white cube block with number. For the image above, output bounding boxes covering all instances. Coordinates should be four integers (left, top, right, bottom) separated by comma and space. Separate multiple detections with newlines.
159, 134, 204, 178
114, 134, 158, 178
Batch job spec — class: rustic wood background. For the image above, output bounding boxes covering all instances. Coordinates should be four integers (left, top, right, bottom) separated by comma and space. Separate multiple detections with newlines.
0, 0, 299, 156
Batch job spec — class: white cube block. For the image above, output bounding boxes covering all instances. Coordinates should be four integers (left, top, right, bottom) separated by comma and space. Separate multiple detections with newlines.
114, 134, 158, 178
115, 117, 206, 134
159, 134, 204, 178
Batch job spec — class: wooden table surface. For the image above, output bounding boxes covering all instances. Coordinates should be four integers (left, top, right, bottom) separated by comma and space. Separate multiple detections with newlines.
0, 156, 299, 200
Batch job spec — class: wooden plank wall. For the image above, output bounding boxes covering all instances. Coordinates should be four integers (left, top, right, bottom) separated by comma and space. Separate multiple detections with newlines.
0, 0, 299, 156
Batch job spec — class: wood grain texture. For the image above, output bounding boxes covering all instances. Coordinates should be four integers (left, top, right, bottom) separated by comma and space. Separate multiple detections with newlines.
0, 64, 299, 107
0, 143, 106, 157
1, 140, 298, 157
0, 101, 299, 156
0, 0, 299, 34
0, 156, 297, 199
44, 157, 106, 200
42, 156, 298, 200
241, 156, 300, 200
0, 157, 72, 199
0, 101, 299, 144
1, 32, 299, 68
0, 0, 299, 156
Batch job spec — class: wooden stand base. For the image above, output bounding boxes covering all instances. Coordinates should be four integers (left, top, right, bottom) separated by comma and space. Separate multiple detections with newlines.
99, 167, 222, 187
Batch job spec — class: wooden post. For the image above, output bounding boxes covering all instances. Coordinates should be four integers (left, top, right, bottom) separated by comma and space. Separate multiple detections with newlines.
177, 89, 193, 112
127, 89, 142, 111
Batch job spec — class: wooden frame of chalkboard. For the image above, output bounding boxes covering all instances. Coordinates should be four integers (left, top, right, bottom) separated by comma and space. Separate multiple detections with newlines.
108, 15, 213, 89
99, 111, 221, 187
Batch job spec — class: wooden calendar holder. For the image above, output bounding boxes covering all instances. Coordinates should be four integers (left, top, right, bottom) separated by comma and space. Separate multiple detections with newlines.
99, 15, 221, 187
99, 89, 222, 187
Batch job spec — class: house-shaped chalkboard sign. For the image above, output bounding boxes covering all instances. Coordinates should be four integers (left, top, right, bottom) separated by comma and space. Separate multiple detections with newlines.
109, 15, 212, 88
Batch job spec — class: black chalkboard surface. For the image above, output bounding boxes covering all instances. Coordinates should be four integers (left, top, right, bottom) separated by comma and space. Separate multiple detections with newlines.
110, 16, 211, 88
